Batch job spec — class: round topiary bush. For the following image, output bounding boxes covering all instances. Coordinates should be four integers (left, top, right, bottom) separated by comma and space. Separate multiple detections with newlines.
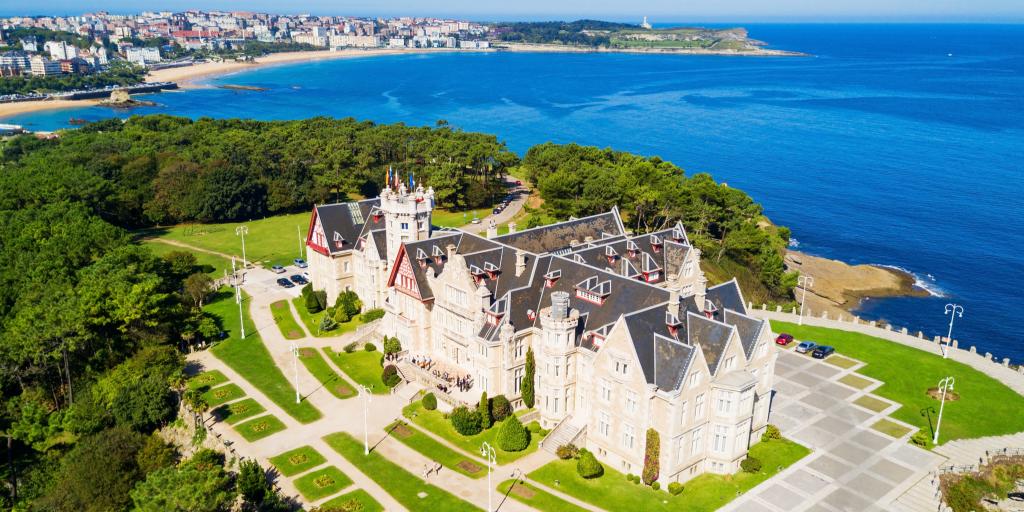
450, 406, 482, 436
381, 365, 401, 387
422, 392, 437, 411
497, 416, 529, 452
576, 449, 603, 479
343, 342, 357, 353
556, 444, 579, 460
761, 424, 781, 442
911, 431, 930, 447
651, 481, 660, 491
740, 456, 763, 473
364, 342, 377, 352
668, 482, 684, 495
491, 394, 512, 421
625, 473, 635, 482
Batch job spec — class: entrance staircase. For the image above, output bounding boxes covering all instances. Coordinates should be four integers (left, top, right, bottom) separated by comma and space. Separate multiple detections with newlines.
541, 415, 586, 455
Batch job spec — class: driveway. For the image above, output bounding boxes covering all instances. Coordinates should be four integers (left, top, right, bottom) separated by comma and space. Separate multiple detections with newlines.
722, 350, 945, 512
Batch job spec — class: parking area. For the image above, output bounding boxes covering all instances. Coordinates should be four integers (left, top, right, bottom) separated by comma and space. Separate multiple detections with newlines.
242, 265, 306, 299
722, 349, 944, 512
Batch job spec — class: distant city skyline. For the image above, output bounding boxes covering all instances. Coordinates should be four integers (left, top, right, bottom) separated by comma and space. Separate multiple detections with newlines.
1, 0, 1021, 22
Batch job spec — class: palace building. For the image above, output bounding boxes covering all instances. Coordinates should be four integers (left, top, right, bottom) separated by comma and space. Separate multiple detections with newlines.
305, 179, 777, 484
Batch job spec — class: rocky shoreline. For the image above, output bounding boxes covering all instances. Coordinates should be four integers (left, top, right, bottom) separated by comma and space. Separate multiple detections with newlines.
785, 250, 930, 318
497, 42, 807, 57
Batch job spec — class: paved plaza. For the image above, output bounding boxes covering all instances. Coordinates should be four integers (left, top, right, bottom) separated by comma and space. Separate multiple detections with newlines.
722, 350, 944, 512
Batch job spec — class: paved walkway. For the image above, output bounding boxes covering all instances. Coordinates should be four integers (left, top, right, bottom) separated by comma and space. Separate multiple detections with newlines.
722, 349, 945, 512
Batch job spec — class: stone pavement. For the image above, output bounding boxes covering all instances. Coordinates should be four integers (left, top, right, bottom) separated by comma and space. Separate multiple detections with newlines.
721, 350, 945, 512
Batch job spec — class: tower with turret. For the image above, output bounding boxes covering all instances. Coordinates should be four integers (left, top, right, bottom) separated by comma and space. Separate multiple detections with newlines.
537, 291, 580, 428
379, 180, 435, 265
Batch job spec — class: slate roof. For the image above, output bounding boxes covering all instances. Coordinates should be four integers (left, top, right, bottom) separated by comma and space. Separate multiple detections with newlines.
705, 279, 747, 319
724, 309, 766, 360
492, 209, 626, 255
566, 225, 690, 284
314, 198, 381, 255
686, 312, 736, 376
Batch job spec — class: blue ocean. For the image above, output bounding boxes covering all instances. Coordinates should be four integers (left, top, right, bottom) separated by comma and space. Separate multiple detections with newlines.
6, 24, 1023, 361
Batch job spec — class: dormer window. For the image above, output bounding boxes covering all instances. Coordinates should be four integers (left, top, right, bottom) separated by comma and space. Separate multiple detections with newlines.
469, 264, 486, 285
415, 248, 428, 268
704, 299, 718, 319
487, 298, 506, 326
671, 227, 685, 243
483, 261, 499, 280
527, 309, 536, 321
640, 253, 662, 283
333, 231, 346, 249
604, 246, 618, 264
665, 310, 683, 337
431, 245, 444, 258
650, 234, 663, 253
626, 240, 639, 257
575, 276, 611, 305
544, 269, 561, 288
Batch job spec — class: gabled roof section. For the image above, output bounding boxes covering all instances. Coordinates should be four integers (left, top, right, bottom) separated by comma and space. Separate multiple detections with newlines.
314, 198, 381, 255
723, 309, 767, 360
686, 311, 736, 376
707, 278, 747, 316
492, 209, 626, 255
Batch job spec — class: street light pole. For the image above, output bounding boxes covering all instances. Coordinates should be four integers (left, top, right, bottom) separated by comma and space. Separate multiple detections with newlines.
235, 225, 249, 268
942, 304, 964, 359
797, 275, 814, 326
359, 385, 372, 455
297, 225, 303, 259
480, 441, 496, 512
933, 376, 955, 444
232, 257, 245, 339
290, 343, 300, 404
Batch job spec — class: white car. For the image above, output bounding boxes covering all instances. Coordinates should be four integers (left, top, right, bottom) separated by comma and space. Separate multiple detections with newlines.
271, 265, 286, 274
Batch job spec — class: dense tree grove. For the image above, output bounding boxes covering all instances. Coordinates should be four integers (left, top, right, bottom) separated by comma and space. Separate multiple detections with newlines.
521, 143, 797, 303
491, 20, 637, 46
0, 115, 517, 227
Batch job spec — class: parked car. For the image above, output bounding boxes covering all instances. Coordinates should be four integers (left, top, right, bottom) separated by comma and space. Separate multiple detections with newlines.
515, 180, 522, 185
276, 278, 294, 288
471, 217, 481, 224
795, 341, 818, 354
290, 274, 308, 285
293, 258, 308, 268
271, 265, 286, 274
492, 208, 502, 214
775, 333, 794, 346
812, 345, 835, 359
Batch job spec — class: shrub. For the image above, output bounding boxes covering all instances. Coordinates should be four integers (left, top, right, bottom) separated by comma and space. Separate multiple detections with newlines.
304, 290, 322, 313
333, 307, 350, 324
651, 481, 660, 491
911, 431, 930, 447
625, 473, 635, 482
383, 336, 402, 356
491, 395, 512, 421
450, 406, 482, 436
301, 283, 313, 298
521, 348, 535, 408
740, 456, 762, 473
576, 449, 603, 479
632, 476, 640, 484
422, 392, 437, 411
642, 428, 660, 485
668, 482, 684, 495
497, 416, 529, 452
343, 342, 357, 353
318, 314, 337, 332
361, 308, 385, 322
314, 290, 328, 311
556, 444, 579, 460
382, 365, 401, 388
364, 343, 377, 352
334, 290, 362, 318
762, 424, 781, 442
478, 392, 491, 429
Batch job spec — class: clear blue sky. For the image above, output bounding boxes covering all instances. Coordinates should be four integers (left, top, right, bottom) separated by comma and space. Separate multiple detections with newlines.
1, 0, 1020, 22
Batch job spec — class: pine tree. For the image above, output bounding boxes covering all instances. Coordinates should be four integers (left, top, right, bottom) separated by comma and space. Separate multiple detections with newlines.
478, 391, 491, 429
521, 347, 535, 408
642, 428, 660, 486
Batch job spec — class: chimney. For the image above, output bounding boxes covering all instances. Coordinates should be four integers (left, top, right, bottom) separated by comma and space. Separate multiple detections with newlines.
668, 289, 680, 317
550, 291, 570, 319
515, 250, 527, 277
486, 220, 497, 239
508, 222, 517, 234
446, 243, 456, 261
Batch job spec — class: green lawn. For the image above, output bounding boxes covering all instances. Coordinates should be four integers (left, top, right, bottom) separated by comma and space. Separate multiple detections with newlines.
839, 373, 874, 390
206, 288, 322, 423
201, 383, 246, 406
319, 489, 384, 512
772, 321, 1024, 444
299, 348, 356, 399
270, 300, 305, 339
141, 212, 309, 268
187, 369, 228, 390
324, 348, 388, 394
293, 466, 353, 501
432, 208, 489, 228
384, 420, 486, 479
498, 479, 588, 512
825, 355, 859, 369
290, 297, 368, 337
854, 394, 892, 413
269, 445, 327, 477
402, 401, 541, 465
211, 398, 266, 425
142, 239, 233, 276
322, 432, 480, 512
529, 438, 809, 512
872, 418, 913, 438
234, 414, 287, 442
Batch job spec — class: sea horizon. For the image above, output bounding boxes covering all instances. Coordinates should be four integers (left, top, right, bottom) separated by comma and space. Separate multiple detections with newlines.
6, 23, 1022, 362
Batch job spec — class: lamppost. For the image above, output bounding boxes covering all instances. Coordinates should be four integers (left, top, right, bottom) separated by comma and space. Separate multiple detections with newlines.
289, 343, 300, 404
232, 258, 245, 339
296, 225, 304, 259
358, 385, 372, 455
481, 441, 496, 512
797, 275, 814, 326
942, 304, 964, 359
933, 376, 955, 444
235, 225, 249, 268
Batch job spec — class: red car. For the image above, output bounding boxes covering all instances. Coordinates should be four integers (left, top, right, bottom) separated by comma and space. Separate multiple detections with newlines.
515, 180, 522, 185
775, 333, 794, 346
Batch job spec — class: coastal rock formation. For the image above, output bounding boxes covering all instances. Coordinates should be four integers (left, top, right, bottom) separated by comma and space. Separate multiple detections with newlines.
99, 90, 157, 108
785, 250, 928, 318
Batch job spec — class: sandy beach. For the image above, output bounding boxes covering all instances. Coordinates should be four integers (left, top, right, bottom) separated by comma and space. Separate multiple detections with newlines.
0, 47, 477, 120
